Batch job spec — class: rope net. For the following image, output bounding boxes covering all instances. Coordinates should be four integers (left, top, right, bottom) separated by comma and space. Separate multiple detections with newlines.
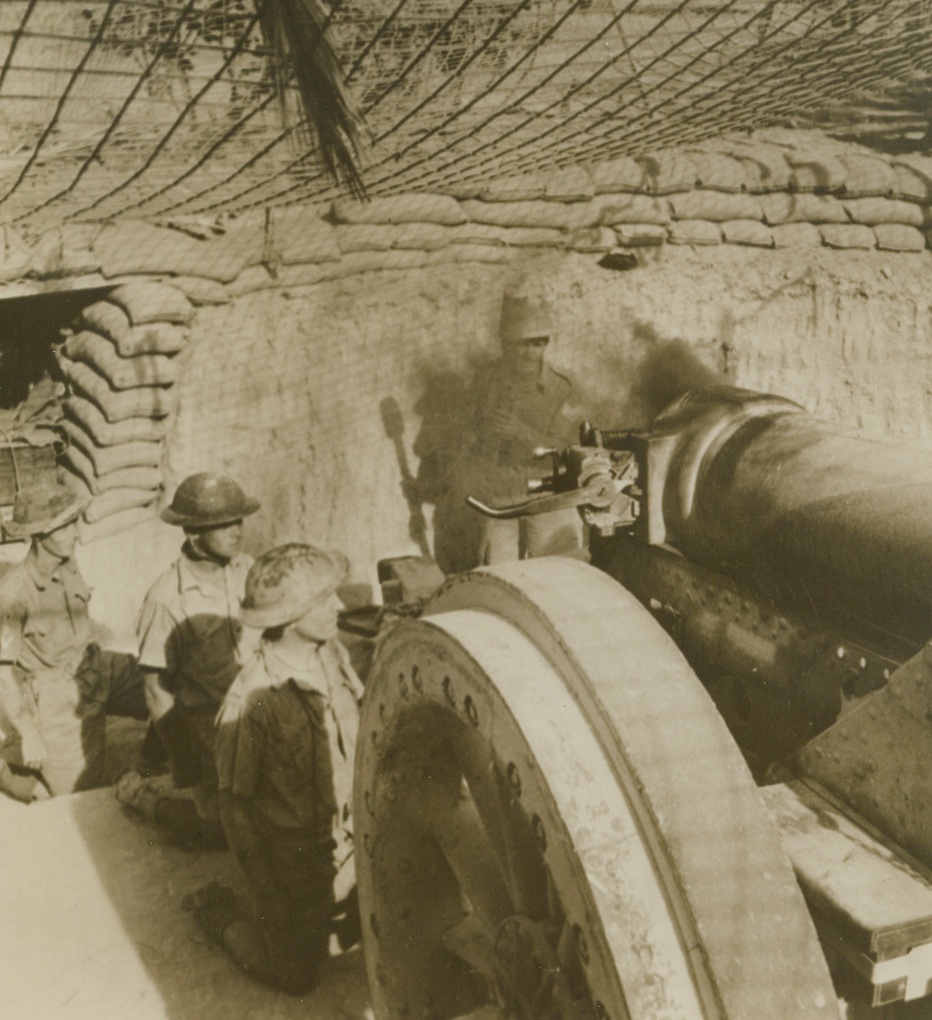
0, 0, 929, 234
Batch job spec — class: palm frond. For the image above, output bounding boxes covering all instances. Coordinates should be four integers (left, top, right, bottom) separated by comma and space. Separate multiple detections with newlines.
256, 0, 367, 199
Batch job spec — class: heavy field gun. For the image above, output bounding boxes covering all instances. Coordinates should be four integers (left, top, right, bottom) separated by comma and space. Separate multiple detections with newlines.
354, 386, 932, 1020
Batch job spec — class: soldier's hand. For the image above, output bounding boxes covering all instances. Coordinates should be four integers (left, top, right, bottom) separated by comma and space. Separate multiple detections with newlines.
21, 732, 47, 771
488, 408, 530, 442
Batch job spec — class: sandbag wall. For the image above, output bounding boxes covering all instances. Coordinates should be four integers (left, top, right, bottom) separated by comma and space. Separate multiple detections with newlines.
5, 131, 932, 306
57, 281, 192, 543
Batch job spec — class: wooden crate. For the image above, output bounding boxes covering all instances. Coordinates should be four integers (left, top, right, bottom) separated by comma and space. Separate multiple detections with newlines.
0, 443, 59, 506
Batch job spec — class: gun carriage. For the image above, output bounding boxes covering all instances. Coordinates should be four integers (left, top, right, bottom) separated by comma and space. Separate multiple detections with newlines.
353, 386, 932, 1020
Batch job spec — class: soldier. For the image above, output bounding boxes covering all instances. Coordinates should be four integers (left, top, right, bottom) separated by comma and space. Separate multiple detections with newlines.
466, 290, 585, 563
0, 478, 148, 797
191, 543, 363, 994
116, 472, 259, 847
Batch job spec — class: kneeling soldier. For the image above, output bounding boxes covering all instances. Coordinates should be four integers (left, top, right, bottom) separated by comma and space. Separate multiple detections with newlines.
194, 543, 363, 994
118, 472, 259, 847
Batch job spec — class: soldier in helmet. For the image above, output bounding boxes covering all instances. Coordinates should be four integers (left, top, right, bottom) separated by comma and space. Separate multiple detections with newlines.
116, 472, 260, 847
0, 478, 149, 798
465, 289, 586, 564
189, 542, 363, 994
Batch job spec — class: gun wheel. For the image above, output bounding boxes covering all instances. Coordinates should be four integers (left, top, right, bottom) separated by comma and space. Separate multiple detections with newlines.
355, 559, 838, 1020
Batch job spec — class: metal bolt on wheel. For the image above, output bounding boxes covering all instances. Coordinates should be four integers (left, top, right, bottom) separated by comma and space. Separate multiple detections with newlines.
355, 560, 840, 1020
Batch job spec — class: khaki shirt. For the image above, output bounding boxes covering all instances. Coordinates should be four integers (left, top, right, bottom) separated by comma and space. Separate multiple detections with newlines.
0, 550, 91, 678
468, 361, 583, 501
215, 639, 362, 839
135, 547, 255, 708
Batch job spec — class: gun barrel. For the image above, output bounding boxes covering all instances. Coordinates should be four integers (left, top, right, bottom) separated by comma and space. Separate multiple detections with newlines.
651, 387, 932, 646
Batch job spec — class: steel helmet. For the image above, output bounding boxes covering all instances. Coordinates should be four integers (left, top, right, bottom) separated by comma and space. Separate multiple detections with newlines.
160, 472, 260, 528
4, 478, 88, 539
240, 542, 349, 629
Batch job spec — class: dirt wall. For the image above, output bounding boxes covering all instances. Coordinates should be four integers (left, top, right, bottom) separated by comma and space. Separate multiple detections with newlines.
159, 245, 932, 596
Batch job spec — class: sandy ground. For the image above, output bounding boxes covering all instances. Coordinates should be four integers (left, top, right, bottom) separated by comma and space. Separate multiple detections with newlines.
0, 788, 372, 1020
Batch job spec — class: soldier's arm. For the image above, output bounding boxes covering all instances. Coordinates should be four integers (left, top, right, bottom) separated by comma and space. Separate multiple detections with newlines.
0, 662, 45, 769
140, 668, 174, 721
548, 376, 585, 447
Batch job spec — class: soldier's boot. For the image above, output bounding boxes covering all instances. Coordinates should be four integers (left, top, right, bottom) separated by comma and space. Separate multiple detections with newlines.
114, 769, 164, 821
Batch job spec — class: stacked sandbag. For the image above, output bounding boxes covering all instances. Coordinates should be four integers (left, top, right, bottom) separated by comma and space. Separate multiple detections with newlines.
58, 281, 192, 541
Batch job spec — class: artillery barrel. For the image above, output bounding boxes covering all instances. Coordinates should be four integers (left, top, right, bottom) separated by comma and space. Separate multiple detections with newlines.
649, 386, 932, 647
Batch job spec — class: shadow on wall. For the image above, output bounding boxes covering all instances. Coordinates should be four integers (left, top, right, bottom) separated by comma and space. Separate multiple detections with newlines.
623, 326, 727, 427
382, 361, 487, 576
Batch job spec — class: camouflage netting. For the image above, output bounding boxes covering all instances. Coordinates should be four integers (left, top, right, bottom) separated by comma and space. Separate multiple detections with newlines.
0, 0, 930, 237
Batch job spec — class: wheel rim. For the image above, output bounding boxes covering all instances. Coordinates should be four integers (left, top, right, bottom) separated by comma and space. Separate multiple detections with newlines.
356, 560, 839, 1020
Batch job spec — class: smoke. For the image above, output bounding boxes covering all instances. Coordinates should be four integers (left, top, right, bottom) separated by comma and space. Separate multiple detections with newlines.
627, 328, 725, 425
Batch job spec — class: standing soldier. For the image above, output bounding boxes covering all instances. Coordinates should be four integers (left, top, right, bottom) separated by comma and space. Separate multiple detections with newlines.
0, 477, 150, 797
191, 543, 363, 994
0, 479, 90, 798
116, 472, 259, 848
466, 289, 585, 563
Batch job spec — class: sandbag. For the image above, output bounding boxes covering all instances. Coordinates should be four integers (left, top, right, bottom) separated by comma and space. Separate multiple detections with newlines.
168, 276, 230, 306
65, 396, 168, 446
460, 200, 573, 230
843, 197, 925, 227
84, 487, 158, 524
891, 162, 931, 204
635, 150, 697, 195
95, 220, 256, 282
721, 140, 793, 192
838, 154, 899, 199
108, 281, 193, 326
423, 245, 511, 267
544, 165, 595, 202
62, 332, 177, 389
687, 150, 751, 193
316, 250, 431, 279
61, 420, 163, 473
226, 264, 275, 297
336, 223, 396, 253
80, 301, 131, 344
670, 191, 763, 222
63, 441, 161, 495
478, 174, 548, 202
331, 193, 466, 226
593, 193, 671, 226
447, 224, 564, 248
62, 446, 161, 497
61, 359, 174, 422
564, 226, 616, 252
819, 224, 875, 250
876, 224, 926, 252
787, 150, 847, 192
79, 505, 157, 545
761, 193, 849, 225
667, 220, 722, 245
114, 321, 187, 358
270, 206, 341, 265
81, 299, 187, 356
33, 225, 99, 278
612, 223, 667, 246
771, 222, 821, 248
391, 223, 450, 251
589, 155, 645, 194
721, 220, 774, 248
